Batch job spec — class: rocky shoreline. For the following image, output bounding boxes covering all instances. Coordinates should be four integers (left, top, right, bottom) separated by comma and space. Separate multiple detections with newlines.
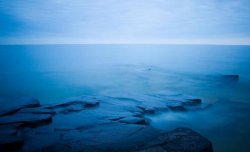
0, 92, 214, 152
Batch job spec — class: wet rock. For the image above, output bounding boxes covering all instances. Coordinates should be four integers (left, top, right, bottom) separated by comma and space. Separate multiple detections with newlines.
137, 106, 156, 114
57, 123, 160, 152
59, 104, 86, 114
167, 102, 187, 112
135, 147, 167, 152
19, 107, 56, 115
219, 75, 240, 84
221, 74, 239, 79
168, 105, 186, 111
52, 110, 103, 132
137, 101, 168, 114
46, 96, 100, 114
0, 125, 17, 136
0, 136, 24, 152
183, 98, 202, 106
0, 113, 52, 128
141, 127, 213, 152
53, 96, 99, 108
0, 94, 214, 152
0, 97, 40, 116
21, 134, 60, 152
118, 116, 149, 125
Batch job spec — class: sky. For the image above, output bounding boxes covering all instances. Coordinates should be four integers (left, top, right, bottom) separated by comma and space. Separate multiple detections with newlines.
0, 0, 250, 44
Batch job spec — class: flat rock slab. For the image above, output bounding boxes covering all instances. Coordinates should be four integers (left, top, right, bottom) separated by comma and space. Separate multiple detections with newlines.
0, 97, 40, 116
45, 96, 100, 114
221, 74, 239, 80
49, 96, 100, 109
0, 136, 24, 152
19, 107, 56, 115
0, 94, 213, 152
53, 123, 161, 152
0, 113, 52, 128
118, 116, 149, 125
140, 127, 213, 152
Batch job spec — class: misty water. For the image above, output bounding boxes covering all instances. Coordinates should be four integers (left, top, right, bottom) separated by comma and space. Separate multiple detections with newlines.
0, 44, 250, 152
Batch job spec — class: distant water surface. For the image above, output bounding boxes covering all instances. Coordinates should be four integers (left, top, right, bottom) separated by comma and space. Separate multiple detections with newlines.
0, 44, 250, 152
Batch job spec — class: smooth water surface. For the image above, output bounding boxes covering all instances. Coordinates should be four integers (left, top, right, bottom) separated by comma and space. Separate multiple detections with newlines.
0, 44, 250, 152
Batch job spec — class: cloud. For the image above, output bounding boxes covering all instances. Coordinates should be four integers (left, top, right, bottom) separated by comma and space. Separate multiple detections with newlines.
0, 0, 250, 44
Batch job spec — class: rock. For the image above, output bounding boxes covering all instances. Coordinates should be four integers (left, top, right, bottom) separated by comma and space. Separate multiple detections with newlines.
0, 94, 214, 152
54, 96, 99, 108
56, 123, 160, 152
0, 97, 40, 116
167, 102, 186, 112
183, 98, 202, 106
21, 134, 60, 152
46, 96, 100, 114
118, 116, 149, 125
52, 110, 103, 132
137, 106, 156, 114
59, 104, 87, 114
0, 125, 17, 136
221, 74, 239, 79
219, 75, 239, 83
0, 113, 52, 128
135, 147, 167, 152
19, 107, 56, 115
142, 127, 213, 152
0, 136, 24, 152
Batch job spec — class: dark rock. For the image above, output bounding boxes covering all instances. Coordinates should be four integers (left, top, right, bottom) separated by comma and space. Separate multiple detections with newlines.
59, 104, 87, 114
21, 134, 60, 152
168, 103, 186, 112
221, 74, 239, 79
0, 136, 24, 152
56, 123, 160, 152
183, 98, 202, 106
57, 96, 99, 108
0, 94, 214, 152
135, 147, 166, 152
0, 113, 52, 128
0, 125, 18, 136
0, 97, 40, 116
46, 96, 100, 114
141, 127, 213, 152
118, 116, 149, 125
19, 107, 56, 115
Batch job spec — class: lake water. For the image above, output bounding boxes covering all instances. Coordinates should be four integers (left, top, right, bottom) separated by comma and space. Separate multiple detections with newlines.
0, 44, 250, 152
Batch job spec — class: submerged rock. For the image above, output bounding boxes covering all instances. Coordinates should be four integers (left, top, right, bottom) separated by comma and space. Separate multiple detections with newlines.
183, 98, 202, 106
19, 107, 56, 115
0, 97, 40, 116
45, 96, 100, 114
0, 125, 17, 136
118, 116, 149, 125
0, 94, 214, 152
0, 113, 52, 128
167, 101, 187, 112
0, 136, 24, 152
221, 74, 239, 79
219, 75, 240, 83
137, 127, 213, 152
55, 123, 160, 152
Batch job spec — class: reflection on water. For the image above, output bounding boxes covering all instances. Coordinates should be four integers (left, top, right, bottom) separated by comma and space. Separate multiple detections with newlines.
0, 44, 250, 152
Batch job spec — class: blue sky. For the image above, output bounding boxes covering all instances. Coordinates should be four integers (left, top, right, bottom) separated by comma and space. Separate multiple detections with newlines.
0, 0, 250, 44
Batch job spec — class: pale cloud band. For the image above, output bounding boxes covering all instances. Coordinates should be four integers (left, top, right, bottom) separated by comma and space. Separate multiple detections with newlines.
0, 0, 250, 44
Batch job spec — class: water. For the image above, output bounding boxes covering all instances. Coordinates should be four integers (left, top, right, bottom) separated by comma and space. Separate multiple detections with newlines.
0, 44, 250, 151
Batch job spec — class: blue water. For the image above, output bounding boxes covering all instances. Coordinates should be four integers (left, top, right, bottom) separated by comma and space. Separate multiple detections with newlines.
0, 44, 250, 151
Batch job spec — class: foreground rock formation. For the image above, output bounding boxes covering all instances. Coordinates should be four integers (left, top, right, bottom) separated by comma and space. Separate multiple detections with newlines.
0, 93, 213, 152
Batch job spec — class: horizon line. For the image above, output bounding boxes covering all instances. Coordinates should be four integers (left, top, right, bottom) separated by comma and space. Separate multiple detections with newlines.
1, 38, 250, 45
